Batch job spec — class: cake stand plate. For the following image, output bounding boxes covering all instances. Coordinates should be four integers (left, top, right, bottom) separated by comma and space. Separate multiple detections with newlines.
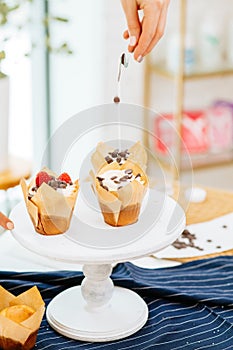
10, 190, 185, 342
46, 286, 148, 342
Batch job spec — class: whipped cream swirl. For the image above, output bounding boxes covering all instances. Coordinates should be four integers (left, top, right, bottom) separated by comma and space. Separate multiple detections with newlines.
97, 169, 144, 191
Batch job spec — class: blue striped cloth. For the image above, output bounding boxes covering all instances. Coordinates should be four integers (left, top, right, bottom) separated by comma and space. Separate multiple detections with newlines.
1, 257, 233, 350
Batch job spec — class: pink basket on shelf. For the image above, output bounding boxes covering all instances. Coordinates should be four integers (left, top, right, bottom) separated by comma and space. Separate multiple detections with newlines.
206, 105, 233, 152
154, 110, 209, 155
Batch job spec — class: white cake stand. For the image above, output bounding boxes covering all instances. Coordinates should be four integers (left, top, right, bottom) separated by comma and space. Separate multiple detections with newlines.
10, 191, 185, 342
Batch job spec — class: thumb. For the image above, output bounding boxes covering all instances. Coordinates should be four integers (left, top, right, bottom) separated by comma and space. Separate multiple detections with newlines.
121, 0, 141, 51
0, 212, 14, 230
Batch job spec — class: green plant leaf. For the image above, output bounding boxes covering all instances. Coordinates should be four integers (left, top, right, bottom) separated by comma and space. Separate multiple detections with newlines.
0, 50, 6, 60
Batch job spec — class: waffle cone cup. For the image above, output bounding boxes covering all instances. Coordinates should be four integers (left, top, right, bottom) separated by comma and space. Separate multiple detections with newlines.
21, 167, 79, 235
91, 141, 147, 173
92, 160, 148, 226
0, 286, 45, 350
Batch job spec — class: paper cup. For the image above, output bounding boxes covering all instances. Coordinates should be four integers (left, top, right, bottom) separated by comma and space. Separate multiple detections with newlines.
0, 286, 45, 350
21, 168, 79, 235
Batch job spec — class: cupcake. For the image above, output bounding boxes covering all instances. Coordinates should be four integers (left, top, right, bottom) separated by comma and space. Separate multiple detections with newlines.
21, 167, 79, 235
91, 141, 147, 173
0, 286, 45, 350
92, 160, 148, 226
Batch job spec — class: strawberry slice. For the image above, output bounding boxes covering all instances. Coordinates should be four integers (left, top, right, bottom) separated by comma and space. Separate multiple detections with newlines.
58, 172, 72, 183
35, 171, 52, 187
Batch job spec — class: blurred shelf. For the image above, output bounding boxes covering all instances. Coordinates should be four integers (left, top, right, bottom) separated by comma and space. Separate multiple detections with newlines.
149, 62, 233, 81
0, 156, 31, 190
144, 0, 233, 175
155, 148, 233, 171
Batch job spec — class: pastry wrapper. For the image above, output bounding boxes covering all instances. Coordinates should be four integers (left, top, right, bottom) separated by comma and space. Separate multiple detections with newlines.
21, 167, 79, 235
91, 160, 148, 226
91, 141, 147, 173
0, 286, 45, 350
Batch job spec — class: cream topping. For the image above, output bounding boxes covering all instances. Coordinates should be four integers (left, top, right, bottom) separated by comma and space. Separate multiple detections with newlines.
28, 182, 75, 199
97, 169, 144, 191
56, 184, 76, 197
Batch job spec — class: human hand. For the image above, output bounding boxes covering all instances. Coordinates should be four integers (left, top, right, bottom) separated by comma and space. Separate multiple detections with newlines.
121, 0, 170, 62
0, 212, 14, 230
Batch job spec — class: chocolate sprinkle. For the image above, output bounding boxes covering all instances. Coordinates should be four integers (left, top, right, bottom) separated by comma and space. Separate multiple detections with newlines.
97, 176, 104, 182
222, 225, 227, 228
111, 152, 118, 158
104, 148, 130, 165
119, 176, 129, 181
105, 155, 113, 164
125, 169, 133, 174
113, 96, 120, 104
110, 176, 118, 180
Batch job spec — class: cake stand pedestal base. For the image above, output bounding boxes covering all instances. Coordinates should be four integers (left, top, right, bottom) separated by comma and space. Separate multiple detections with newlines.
46, 264, 148, 342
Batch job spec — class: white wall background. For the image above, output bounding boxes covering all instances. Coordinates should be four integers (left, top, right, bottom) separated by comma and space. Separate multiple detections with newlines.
1, 2, 32, 160
6, 0, 233, 166
48, 0, 145, 132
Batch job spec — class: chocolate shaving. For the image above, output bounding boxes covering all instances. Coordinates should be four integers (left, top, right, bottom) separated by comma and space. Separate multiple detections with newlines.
104, 148, 130, 165
119, 176, 129, 181
172, 241, 187, 250
105, 156, 113, 164
118, 151, 126, 157
101, 184, 109, 191
97, 176, 104, 182
172, 229, 204, 251
111, 152, 118, 158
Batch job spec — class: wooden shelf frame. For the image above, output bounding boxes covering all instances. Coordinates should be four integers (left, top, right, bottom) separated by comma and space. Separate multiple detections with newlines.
148, 62, 233, 81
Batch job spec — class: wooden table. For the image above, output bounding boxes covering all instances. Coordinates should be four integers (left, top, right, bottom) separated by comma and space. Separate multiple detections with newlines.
0, 156, 31, 191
